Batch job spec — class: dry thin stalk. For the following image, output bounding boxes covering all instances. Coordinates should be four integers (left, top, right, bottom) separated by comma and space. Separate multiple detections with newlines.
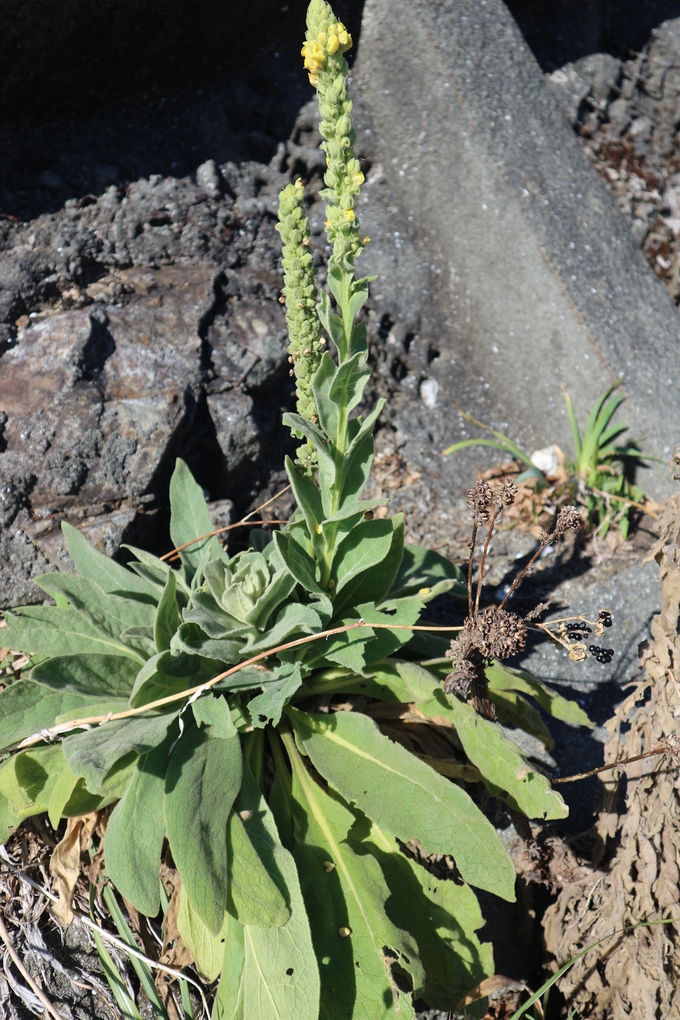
10, 620, 463, 752
0, 855, 209, 1017
0, 910, 65, 1020
160, 484, 291, 561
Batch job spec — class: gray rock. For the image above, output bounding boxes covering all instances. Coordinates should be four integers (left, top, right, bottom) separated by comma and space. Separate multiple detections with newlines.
573, 52, 622, 106
547, 64, 590, 126
0, 261, 288, 608
354, 0, 678, 502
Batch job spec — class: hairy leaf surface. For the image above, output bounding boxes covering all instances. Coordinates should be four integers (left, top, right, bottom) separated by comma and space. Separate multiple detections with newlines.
63, 712, 178, 794
105, 737, 172, 916
416, 690, 568, 820
62, 522, 159, 600
355, 820, 493, 1008
287, 735, 415, 1020
169, 458, 226, 579
212, 765, 319, 1020
164, 711, 241, 934
4, 606, 145, 662
0, 682, 125, 752
290, 708, 515, 900
31, 654, 139, 698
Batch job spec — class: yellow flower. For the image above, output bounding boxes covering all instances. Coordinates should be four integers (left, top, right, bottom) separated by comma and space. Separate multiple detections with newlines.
343, 209, 355, 221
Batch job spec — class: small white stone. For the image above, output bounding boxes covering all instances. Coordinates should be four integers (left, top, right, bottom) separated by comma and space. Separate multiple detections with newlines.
420, 378, 439, 408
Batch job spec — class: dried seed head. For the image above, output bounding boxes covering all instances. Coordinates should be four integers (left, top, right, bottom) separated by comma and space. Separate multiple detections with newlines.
466, 479, 494, 525
568, 642, 589, 662
554, 505, 583, 536
465, 607, 527, 659
444, 660, 477, 697
495, 479, 518, 508
524, 601, 551, 623
444, 638, 485, 697
671, 447, 680, 481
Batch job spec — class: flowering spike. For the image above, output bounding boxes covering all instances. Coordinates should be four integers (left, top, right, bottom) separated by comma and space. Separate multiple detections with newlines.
302, 0, 366, 271
278, 178, 325, 470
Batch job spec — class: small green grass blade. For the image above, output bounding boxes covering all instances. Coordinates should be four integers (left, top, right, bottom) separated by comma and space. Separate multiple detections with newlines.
102, 883, 170, 1020
508, 917, 680, 1020
561, 384, 582, 461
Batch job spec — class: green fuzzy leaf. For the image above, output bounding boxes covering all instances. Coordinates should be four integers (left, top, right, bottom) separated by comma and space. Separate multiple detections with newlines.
282, 413, 335, 478
36, 573, 156, 640
490, 689, 555, 750
329, 352, 371, 417
356, 597, 425, 666
286, 734, 415, 1020
289, 708, 515, 901
178, 885, 226, 983
129, 650, 224, 709
0, 682, 124, 753
62, 522, 159, 600
284, 457, 324, 553
164, 714, 242, 934
274, 531, 325, 595
169, 458, 226, 580
244, 601, 329, 657
309, 597, 424, 674
365, 660, 441, 704
30, 654, 139, 698
416, 689, 568, 820
61, 755, 138, 816
247, 664, 305, 729
330, 515, 404, 620
338, 402, 383, 504
212, 769, 320, 1020
331, 518, 394, 597
63, 711, 179, 793
0, 794, 19, 844
0, 744, 66, 819
391, 544, 466, 598
173, 620, 244, 664
227, 813, 288, 928
105, 737, 172, 916
226, 768, 291, 929
316, 290, 345, 354
312, 352, 341, 445
347, 280, 370, 324
487, 662, 593, 728
4, 606, 145, 663
0, 744, 134, 828
124, 546, 192, 598
48, 765, 80, 827
355, 820, 493, 1009
154, 570, 182, 652
212, 914, 246, 1020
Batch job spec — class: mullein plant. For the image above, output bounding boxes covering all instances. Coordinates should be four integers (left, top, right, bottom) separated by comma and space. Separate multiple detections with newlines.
0, 4, 593, 1018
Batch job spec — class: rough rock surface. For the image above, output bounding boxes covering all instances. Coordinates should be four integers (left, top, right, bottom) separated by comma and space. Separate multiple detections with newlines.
353, 0, 678, 508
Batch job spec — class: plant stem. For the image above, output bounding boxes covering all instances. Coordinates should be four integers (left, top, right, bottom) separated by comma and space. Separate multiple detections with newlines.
552, 744, 672, 784
467, 523, 478, 618
474, 508, 500, 616
498, 534, 551, 611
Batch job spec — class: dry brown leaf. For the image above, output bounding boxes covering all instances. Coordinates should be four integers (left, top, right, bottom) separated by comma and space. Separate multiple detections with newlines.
456, 974, 541, 1016
542, 491, 680, 1019
49, 812, 98, 926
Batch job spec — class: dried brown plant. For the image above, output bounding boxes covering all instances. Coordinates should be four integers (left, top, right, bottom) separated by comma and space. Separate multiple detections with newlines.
542, 491, 680, 1019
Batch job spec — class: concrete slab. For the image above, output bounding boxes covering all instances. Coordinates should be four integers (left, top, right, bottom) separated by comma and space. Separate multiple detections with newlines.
353, 0, 679, 500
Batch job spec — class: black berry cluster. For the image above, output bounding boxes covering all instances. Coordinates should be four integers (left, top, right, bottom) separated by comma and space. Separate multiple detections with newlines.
598, 609, 612, 628
566, 621, 592, 640
589, 644, 614, 664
